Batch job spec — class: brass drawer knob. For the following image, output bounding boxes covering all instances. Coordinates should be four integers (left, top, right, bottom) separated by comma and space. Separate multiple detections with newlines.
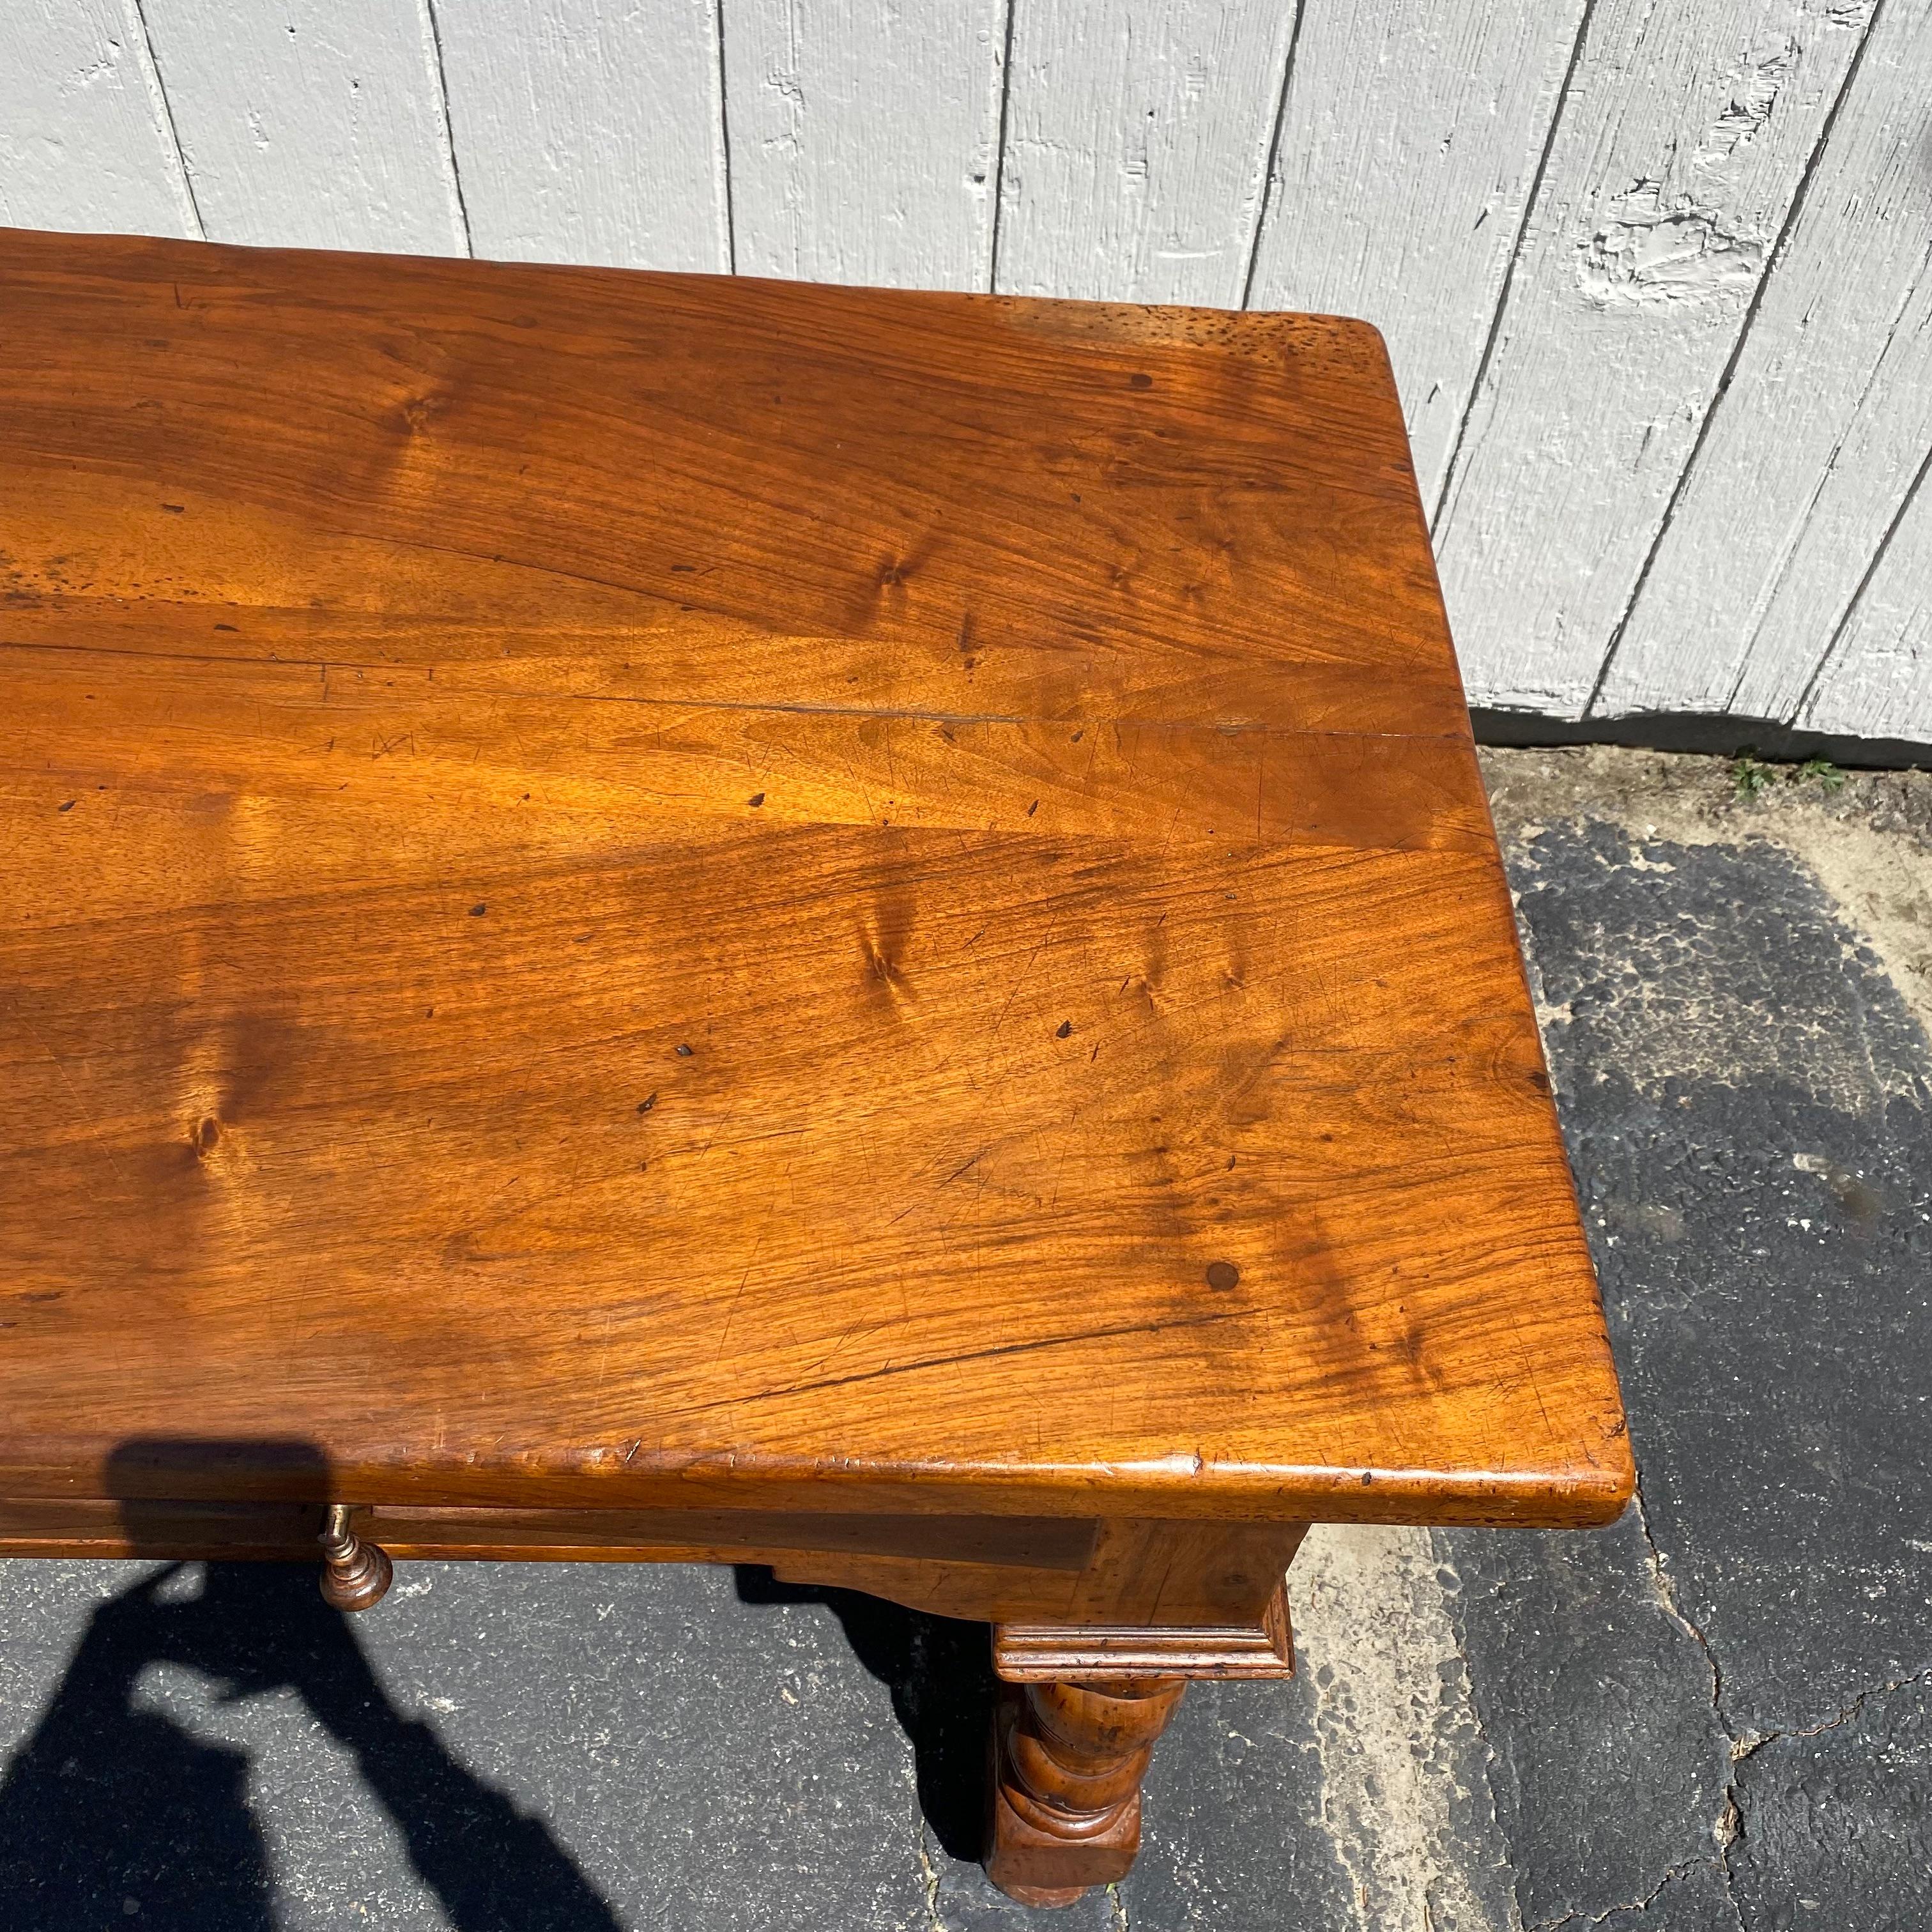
318, 1503, 393, 1611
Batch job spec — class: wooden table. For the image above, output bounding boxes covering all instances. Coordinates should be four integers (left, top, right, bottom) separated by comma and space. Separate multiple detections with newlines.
0, 226, 1630, 1905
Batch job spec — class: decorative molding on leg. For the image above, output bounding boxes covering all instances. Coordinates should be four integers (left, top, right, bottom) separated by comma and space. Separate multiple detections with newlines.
992, 1577, 1294, 1681
986, 1676, 1186, 1906
318, 1503, 393, 1612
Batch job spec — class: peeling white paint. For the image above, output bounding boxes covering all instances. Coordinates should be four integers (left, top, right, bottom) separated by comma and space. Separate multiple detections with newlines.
1576, 188, 1764, 308
1435, 0, 1871, 717
1698, 33, 1796, 163
1597, 0, 1932, 732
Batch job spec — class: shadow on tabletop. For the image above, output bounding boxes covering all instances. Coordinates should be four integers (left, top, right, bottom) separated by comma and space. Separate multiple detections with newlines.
0, 1438, 622, 1931
733, 1565, 995, 1864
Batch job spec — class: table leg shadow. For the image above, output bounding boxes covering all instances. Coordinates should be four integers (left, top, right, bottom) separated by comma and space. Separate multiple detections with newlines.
733, 1565, 995, 1862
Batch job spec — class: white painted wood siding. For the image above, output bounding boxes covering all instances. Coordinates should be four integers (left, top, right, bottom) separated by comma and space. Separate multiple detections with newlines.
140, 0, 466, 254
1246, 0, 1587, 509
436, 0, 729, 272
1, 1, 197, 237
995, 0, 1293, 305
4, 0, 1931, 746
1800, 466, 1932, 741
1593, 0, 1932, 727
724, 0, 1007, 290
1432, 0, 1873, 716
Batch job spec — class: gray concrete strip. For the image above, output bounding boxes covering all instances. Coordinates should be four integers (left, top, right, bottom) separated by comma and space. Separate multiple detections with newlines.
1292, 1526, 1517, 1932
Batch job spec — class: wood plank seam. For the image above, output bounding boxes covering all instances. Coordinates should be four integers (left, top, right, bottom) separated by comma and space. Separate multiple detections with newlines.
1581, 0, 1896, 720
1234, 0, 1307, 312
1425, 0, 1597, 537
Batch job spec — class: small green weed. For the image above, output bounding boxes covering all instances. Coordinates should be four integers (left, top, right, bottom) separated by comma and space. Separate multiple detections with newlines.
1732, 752, 1776, 800
1792, 755, 1847, 794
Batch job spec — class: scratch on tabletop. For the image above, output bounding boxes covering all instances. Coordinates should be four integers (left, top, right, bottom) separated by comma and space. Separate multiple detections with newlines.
717, 1237, 765, 1360
944, 1147, 988, 1186
659, 1306, 1257, 1419
990, 916, 1058, 1038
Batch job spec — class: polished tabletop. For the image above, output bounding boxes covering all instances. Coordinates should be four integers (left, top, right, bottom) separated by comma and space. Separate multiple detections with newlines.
0, 226, 1630, 1528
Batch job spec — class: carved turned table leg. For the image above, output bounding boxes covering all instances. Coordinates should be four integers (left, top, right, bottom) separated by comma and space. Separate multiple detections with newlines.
983, 1535, 1304, 1903
986, 1675, 1186, 1905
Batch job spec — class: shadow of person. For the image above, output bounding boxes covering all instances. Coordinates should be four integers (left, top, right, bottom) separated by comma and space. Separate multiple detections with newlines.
0, 1562, 624, 1932
732, 1567, 993, 1862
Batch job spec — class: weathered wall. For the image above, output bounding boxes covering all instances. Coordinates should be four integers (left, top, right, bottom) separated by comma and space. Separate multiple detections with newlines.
4, 0, 1928, 742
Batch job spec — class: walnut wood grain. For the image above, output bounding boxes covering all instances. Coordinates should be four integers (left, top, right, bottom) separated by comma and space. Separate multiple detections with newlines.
988, 1678, 1188, 1904
993, 1579, 1295, 1682
0, 1498, 1306, 1632
0, 226, 1630, 1535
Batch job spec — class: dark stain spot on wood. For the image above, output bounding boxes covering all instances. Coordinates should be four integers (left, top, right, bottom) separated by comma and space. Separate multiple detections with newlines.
1027, 800, 1039, 817
675, 1043, 694, 1057
401, 393, 445, 435
638, 1094, 657, 1112
160, 503, 185, 514
470, 903, 487, 916
1130, 372, 1153, 390
1055, 1020, 1073, 1039
1204, 1260, 1240, 1292
213, 622, 237, 632
670, 563, 696, 573
748, 792, 765, 807
194, 1116, 221, 1155
57, 800, 75, 813
22, 1290, 63, 1304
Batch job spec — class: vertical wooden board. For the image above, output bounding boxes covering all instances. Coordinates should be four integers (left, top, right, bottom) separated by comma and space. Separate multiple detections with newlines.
139, 0, 466, 254
1246, 0, 1586, 507
1595, 0, 1932, 722
993, 0, 1294, 307
723, 0, 1006, 291
1798, 473, 1932, 741
434, 0, 728, 273
1432, 0, 1871, 716
0, 0, 197, 237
